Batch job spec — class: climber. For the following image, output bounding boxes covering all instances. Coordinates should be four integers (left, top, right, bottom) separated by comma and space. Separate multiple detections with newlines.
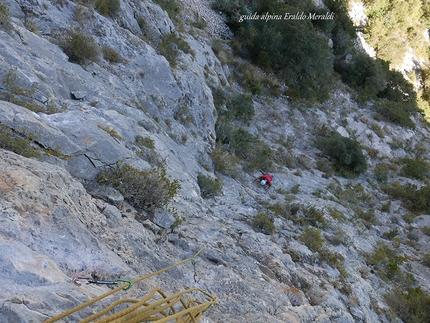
254, 173, 273, 190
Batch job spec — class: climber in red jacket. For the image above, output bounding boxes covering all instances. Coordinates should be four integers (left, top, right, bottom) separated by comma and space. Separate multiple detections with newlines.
254, 173, 273, 189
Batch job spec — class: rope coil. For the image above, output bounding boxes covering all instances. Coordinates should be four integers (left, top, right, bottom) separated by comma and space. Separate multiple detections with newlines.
44, 214, 234, 323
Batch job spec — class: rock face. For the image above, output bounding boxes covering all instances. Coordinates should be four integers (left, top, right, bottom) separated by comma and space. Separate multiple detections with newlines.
0, 149, 131, 322
0, 0, 430, 323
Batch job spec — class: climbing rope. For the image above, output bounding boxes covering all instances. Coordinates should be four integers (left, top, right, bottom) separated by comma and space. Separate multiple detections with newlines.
44, 213, 234, 323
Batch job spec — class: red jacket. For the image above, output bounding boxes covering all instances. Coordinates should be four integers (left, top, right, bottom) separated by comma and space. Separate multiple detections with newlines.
260, 174, 272, 186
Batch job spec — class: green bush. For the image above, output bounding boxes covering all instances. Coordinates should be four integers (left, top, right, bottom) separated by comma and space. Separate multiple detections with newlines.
385, 285, 430, 323
363, 0, 429, 67
102, 45, 121, 63
355, 209, 376, 229
300, 206, 326, 229
0, 124, 41, 159
366, 244, 405, 281
210, 145, 241, 178
422, 226, 430, 236
423, 254, 430, 267
315, 130, 367, 177
191, 12, 207, 29
211, 0, 246, 31
225, 93, 254, 124
94, 0, 120, 17
210, 86, 228, 111
215, 124, 273, 172
158, 33, 193, 68
372, 64, 418, 130
197, 173, 222, 198
0, 69, 50, 113
375, 100, 415, 129
252, 212, 275, 235
0, 0, 10, 28
382, 181, 430, 214
97, 162, 180, 211
399, 158, 430, 180
379, 70, 417, 106
238, 0, 334, 100
300, 227, 324, 253
98, 125, 123, 140
335, 52, 418, 123
382, 228, 399, 240
135, 135, 155, 149
335, 53, 387, 100
324, 0, 356, 56
61, 27, 100, 66
319, 247, 347, 277
374, 162, 390, 183
153, 0, 180, 22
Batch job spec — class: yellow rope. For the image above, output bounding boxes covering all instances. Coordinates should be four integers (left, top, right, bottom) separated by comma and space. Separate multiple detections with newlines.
44, 214, 233, 323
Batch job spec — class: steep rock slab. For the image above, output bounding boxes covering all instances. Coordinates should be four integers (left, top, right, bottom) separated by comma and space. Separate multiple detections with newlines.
0, 149, 132, 321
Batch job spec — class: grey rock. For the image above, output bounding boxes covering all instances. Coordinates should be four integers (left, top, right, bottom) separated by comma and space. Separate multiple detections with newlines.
70, 91, 88, 100
152, 208, 175, 229
0, 0, 429, 322
102, 204, 122, 228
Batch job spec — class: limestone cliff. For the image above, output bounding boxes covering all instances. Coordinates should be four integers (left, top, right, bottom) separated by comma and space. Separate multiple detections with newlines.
0, 0, 429, 322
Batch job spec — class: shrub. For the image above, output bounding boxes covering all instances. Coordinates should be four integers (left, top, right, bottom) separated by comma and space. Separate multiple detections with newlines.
135, 135, 164, 166
252, 212, 275, 235
211, 0, 246, 31
381, 181, 430, 214
135, 135, 155, 149
324, 0, 356, 55
374, 162, 390, 183
225, 93, 254, 124
215, 123, 273, 171
102, 45, 121, 63
238, 0, 334, 100
375, 100, 415, 129
301, 206, 326, 229
158, 33, 193, 68
300, 227, 324, 252
334, 183, 374, 208
325, 227, 349, 247
335, 53, 387, 100
174, 106, 194, 125
0, 124, 41, 159
94, 0, 120, 17
315, 130, 367, 177
61, 27, 100, 66
366, 244, 405, 281
210, 86, 228, 111
197, 173, 222, 198
319, 247, 347, 277
0, 0, 10, 28
267, 200, 292, 218
379, 70, 417, 107
153, 0, 180, 22
97, 162, 180, 211
98, 125, 123, 140
363, 0, 428, 67
355, 209, 377, 229
382, 228, 399, 240
210, 145, 241, 179
381, 201, 391, 212
0, 69, 46, 112
385, 285, 430, 323
423, 254, 430, 267
191, 12, 207, 29
399, 158, 430, 180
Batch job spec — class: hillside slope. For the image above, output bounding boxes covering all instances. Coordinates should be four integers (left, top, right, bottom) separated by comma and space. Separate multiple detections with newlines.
0, 0, 429, 322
